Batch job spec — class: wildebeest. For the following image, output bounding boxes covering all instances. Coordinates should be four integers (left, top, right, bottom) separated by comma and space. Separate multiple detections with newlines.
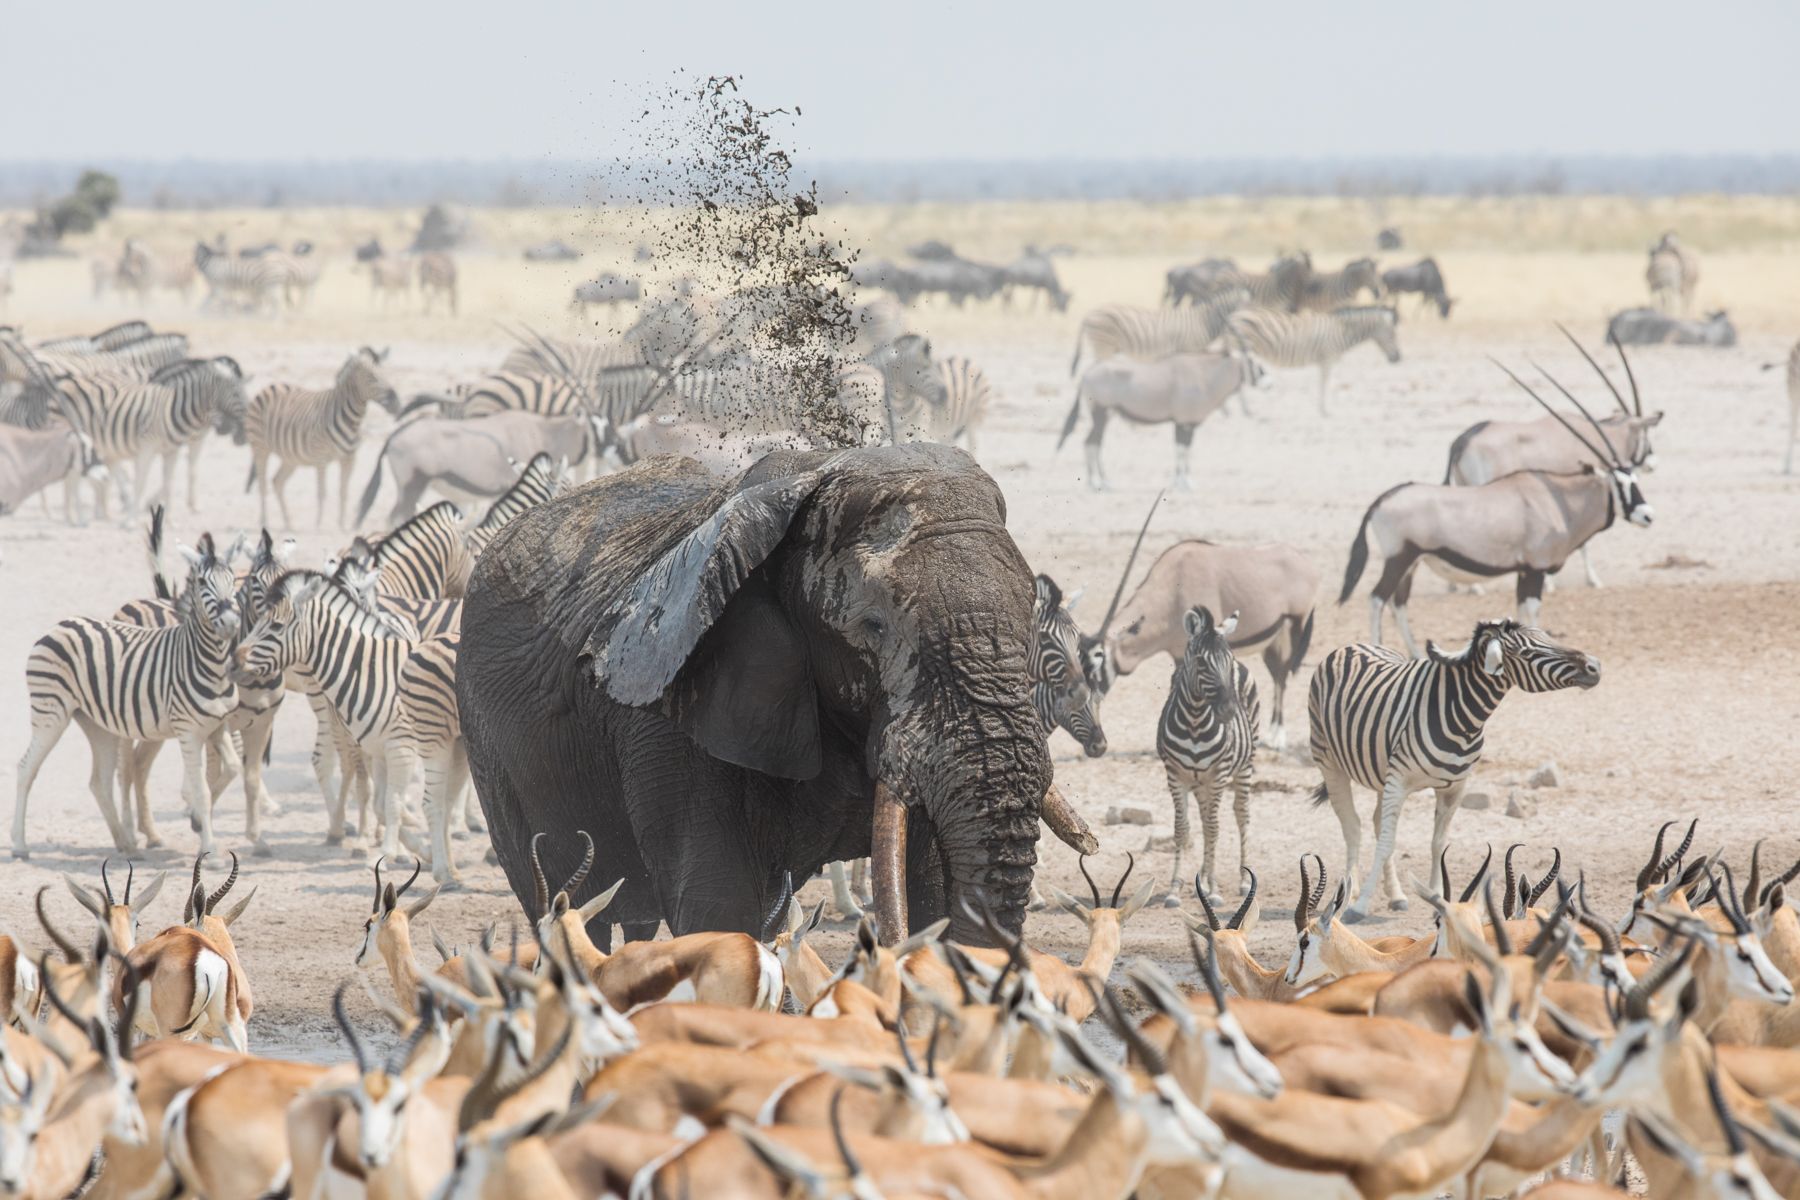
1000, 252, 1070, 311
1058, 347, 1265, 491
906, 239, 957, 261
524, 239, 583, 262
356, 410, 597, 526
1607, 307, 1735, 347
571, 274, 641, 314
1164, 258, 1240, 307
1379, 258, 1453, 318
1296, 258, 1385, 311
1377, 227, 1404, 250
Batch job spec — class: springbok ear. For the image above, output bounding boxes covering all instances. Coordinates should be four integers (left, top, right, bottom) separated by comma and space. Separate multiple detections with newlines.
134, 871, 167, 911
63, 877, 105, 920
1482, 638, 1504, 676
578, 878, 625, 921
221, 886, 258, 926
1046, 885, 1088, 920
1120, 876, 1160, 922
406, 885, 440, 920
1219, 610, 1240, 638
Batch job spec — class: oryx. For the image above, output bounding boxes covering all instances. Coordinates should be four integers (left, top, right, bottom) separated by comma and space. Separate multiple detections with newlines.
1339, 347, 1655, 656
1078, 494, 1318, 749
1444, 327, 1664, 587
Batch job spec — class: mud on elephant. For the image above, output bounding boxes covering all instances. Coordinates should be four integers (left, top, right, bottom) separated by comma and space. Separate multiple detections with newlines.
457, 443, 1095, 947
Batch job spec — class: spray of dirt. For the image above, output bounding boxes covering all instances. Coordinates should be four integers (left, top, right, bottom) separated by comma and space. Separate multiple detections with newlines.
594, 75, 865, 446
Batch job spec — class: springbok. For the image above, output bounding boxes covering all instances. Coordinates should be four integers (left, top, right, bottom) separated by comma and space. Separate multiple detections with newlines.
1340, 355, 1654, 655
118, 853, 255, 1049
62, 858, 166, 951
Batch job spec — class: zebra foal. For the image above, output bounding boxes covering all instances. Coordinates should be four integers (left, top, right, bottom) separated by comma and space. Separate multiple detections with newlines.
1226, 305, 1401, 415
245, 346, 397, 529
1306, 619, 1599, 921
1158, 606, 1258, 904
1030, 574, 1105, 757
14, 534, 241, 858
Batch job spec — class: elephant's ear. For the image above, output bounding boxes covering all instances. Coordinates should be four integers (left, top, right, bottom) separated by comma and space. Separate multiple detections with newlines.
594, 465, 832, 709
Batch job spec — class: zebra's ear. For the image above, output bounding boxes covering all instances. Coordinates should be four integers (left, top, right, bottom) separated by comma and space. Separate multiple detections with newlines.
1184, 606, 1211, 637
1482, 638, 1505, 676
1034, 573, 1061, 613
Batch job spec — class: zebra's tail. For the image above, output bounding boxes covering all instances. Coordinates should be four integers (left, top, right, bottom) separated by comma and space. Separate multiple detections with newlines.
147, 505, 172, 601
1340, 486, 1392, 605
1068, 334, 1083, 378
1055, 384, 1085, 453
1307, 782, 1331, 808
244, 459, 258, 493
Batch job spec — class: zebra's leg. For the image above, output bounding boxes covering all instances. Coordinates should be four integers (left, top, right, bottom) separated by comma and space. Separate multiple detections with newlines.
337, 454, 355, 530
306, 692, 349, 842
254, 450, 272, 528
1162, 763, 1192, 905
179, 732, 215, 856
13, 710, 74, 859
314, 464, 329, 530
1352, 771, 1410, 919
1427, 781, 1468, 901
827, 861, 863, 919
125, 737, 166, 849
77, 721, 135, 855
238, 709, 278, 856
1317, 364, 1333, 417
271, 461, 299, 531
1232, 773, 1253, 894
1316, 764, 1361, 911
1197, 772, 1223, 904
420, 745, 460, 885
184, 442, 200, 512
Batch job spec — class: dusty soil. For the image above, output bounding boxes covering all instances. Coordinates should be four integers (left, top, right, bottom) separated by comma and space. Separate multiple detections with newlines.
2, 223, 1798, 1059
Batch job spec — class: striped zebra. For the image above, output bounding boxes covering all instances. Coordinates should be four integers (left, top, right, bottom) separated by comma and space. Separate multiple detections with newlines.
466, 452, 565, 557
1296, 258, 1385, 311
281, 242, 322, 309
399, 632, 467, 882
1068, 291, 1247, 377
1305, 619, 1600, 920
194, 243, 289, 313
54, 357, 249, 513
233, 570, 423, 860
37, 320, 155, 356
15, 533, 241, 858
351, 501, 473, 599
1226, 305, 1401, 416
244, 347, 397, 529
924, 355, 992, 455
1030, 574, 1105, 757
497, 327, 644, 382
1158, 607, 1259, 902
417, 253, 458, 316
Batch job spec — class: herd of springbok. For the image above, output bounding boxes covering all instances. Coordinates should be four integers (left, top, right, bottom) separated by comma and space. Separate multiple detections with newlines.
3, 819, 1799, 1199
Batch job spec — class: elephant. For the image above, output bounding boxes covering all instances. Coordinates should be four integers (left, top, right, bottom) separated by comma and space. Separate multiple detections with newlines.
458, 443, 1097, 949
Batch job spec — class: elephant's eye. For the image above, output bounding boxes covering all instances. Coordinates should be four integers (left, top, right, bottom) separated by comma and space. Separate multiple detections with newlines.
861, 615, 887, 641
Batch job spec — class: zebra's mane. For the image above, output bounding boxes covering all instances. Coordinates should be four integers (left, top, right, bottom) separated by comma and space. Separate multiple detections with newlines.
149, 358, 224, 386
1426, 619, 1522, 666
477, 454, 559, 533
267, 568, 406, 637
1331, 304, 1399, 320
376, 501, 464, 560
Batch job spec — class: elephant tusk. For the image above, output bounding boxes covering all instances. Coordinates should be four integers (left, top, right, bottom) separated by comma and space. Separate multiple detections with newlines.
1041, 783, 1099, 855
871, 782, 909, 947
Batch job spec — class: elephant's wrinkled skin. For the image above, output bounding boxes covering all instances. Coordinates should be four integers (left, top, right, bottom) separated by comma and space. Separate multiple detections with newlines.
457, 444, 1055, 947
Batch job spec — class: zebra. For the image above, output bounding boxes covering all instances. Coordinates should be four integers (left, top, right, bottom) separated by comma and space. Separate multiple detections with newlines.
1069, 291, 1247, 376
194, 242, 289, 313
1030, 574, 1105, 758
465, 452, 566, 557
53, 357, 249, 513
399, 632, 467, 883
14, 533, 241, 859
1305, 618, 1600, 921
496, 327, 644, 383
350, 501, 473, 599
232, 570, 423, 860
417, 253, 458, 316
281, 241, 322, 309
924, 355, 992, 455
1296, 258, 1385, 311
1158, 606, 1259, 904
365, 256, 413, 310
244, 347, 397, 529
1226, 305, 1401, 416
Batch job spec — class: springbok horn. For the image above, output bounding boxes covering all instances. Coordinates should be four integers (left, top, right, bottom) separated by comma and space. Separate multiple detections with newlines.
529, 832, 551, 920
1502, 844, 1522, 919
1459, 844, 1494, 903
1637, 821, 1675, 892
871, 782, 908, 947
1309, 854, 1327, 913
1439, 845, 1453, 900
1095, 491, 1164, 639
1655, 819, 1698, 884
1484, 880, 1513, 956
1707, 1065, 1748, 1158
204, 851, 239, 914
1529, 848, 1562, 907
394, 857, 422, 901
183, 852, 207, 924
1611, 333, 1643, 417
1555, 323, 1633, 417
1110, 853, 1135, 909
101, 858, 116, 908
1767, 857, 1800, 906
1528, 364, 1626, 467
1041, 783, 1098, 854
333, 983, 372, 1075
123, 860, 135, 907
1195, 876, 1221, 931
1746, 841, 1765, 916
1295, 855, 1313, 933
36, 888, 82, 963
830, 1087, 866, 1183
1228, 867, 1257, 930
1079, 855, 1102, 909
1625, 937, 1695, 1021
563, 831, 596, 897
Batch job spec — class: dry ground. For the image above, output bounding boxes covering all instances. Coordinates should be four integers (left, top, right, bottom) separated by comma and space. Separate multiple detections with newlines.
1, 197, 1797, 1058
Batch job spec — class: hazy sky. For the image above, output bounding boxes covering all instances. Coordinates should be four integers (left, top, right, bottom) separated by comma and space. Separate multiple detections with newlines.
9, 0, 1796, 162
